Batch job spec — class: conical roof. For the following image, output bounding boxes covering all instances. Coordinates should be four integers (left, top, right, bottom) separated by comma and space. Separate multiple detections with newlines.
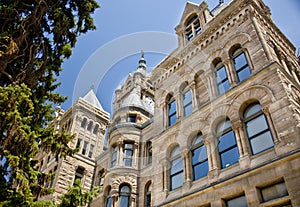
80, 89, 103, 110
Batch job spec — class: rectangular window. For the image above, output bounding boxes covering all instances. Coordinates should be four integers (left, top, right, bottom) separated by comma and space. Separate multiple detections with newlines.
82, 141, 88, 155
226, 195, 248, 207
216, 66, 230, 95
170, 157, 183, 190
168, 100, 177, 126
259, 180, 289, 203
123, 143, 134, 166
128, 115, 136, 123
88, 144, 94, 158
111, 146, 118, 167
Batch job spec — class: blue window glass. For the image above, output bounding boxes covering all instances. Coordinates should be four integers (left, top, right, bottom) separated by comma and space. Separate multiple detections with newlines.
123, 143, 134, 167
244, 103, 274, 155
217, 119, 239, 168
183, 90, 193, 117
168, 100, 177, 126
233, 51, 251, 82
111, 146, 118, 167
170, 146, 183, 190
216, 65, 230, 95
191, 134, 208, 180
106, 197, 112, 207
119, 185, 130, 207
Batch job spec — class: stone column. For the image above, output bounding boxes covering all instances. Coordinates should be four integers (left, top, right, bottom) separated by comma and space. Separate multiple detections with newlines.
175, 92, 182, 119
224, 58, 237, 86
205, 70, 217, 99
189, 81, 198, 110
117, 141, 123, 166
133, 142, 139, 168
262, 106, 279, 144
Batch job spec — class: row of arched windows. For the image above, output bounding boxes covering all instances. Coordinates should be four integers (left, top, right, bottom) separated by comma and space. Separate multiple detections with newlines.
81, 117, 100, 135
168, 102, 274, 191
167, 46, 251, 127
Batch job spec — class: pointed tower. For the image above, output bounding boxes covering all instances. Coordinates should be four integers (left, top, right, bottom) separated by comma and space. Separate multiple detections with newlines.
92, 52, 155, 206
38, 89, 110, 202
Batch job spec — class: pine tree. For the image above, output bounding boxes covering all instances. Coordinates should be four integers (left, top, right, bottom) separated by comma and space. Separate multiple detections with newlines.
0, 0, 100, 206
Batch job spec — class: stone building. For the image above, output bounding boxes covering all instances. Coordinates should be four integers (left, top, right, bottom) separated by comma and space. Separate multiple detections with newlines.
43, 0, 300, 206
38, 89, 110, 200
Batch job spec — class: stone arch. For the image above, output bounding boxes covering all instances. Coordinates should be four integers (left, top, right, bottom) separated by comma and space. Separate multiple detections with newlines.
222, 33, 252, 52
112, 175, 137, 194
231, 85, 276, 115
205, 103, 234, 133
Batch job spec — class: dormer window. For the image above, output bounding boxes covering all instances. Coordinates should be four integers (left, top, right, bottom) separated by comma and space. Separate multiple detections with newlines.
185, 14, 201, 41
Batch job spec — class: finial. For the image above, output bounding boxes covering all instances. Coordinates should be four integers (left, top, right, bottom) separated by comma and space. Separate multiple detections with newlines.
219, 0, 224, 4
90, 84, 94, 91
141, 50, 144, 58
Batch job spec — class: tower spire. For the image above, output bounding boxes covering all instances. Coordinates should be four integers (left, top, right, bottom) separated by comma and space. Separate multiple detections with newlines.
137, 50, 146, 71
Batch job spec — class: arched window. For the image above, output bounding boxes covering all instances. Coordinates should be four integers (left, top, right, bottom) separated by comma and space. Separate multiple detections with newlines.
87, 121, 93, 131
93, 124, 99, 134
185, 14, 201, 41
215, 61, 230, 95
191, 133, 208, 180
183, 88, 192, 117
119, 184, 131, 207
81, 118, 87, 128
145, 182, 152, 207
169, 146, 183, 190
232, 48, 251, 82
216, 119, 239, 169
111, 146, 118, 167
244, 103, 274, 155
168, 97, 177, 127
105, 187, 112, 207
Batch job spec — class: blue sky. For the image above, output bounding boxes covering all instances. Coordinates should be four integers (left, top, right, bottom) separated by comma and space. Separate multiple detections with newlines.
58, 0, 300, 115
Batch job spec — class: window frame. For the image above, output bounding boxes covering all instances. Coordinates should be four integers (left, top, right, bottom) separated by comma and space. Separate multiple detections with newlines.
183, 89, 193, 117
215, 62, 230, 95
168, 99, 177, 127
123, 142, 134, 167
216, 119, 239, 169
191, 133, 209, 181
232, 48, 251, 82
169, 146, 184, 191
243, 103, 274, 155
119, 184, 131, 207
111, 146, 118, 168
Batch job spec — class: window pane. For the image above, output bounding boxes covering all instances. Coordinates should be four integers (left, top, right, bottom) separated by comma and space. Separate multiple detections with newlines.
193, 160, 208, 180
171, 157, 183, 174
119, 196, 129, 207
192, 146, 207, 164
169, 100, 176, 114
218, 81, 230, 94
171, 172, 184, 190
246, 115, 269, 137
237, 66, 251, 82
244, 104, 261, 118
250, 131, 274, 154
220, 147, 239, 168
233, 53, 247, 69
106, 197, 112, 207
169, 114, 176, 126
218, 130, 236, 152
171, 147, 180, 157
226, 195, 248, 207
216, 66, 227, 81
261, 182, 288, 202
216, 119, 231, 133
121, 185, 130, 193
184, 103, 193, 117
183, 90, 192, 105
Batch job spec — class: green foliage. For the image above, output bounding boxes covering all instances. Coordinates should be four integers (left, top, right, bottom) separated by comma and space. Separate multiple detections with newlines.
59, 179, 101, 207
0, 0, 100, 205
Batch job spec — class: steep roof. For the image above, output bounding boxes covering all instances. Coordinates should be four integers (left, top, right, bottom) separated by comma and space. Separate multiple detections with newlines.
80, 89, 103, 110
